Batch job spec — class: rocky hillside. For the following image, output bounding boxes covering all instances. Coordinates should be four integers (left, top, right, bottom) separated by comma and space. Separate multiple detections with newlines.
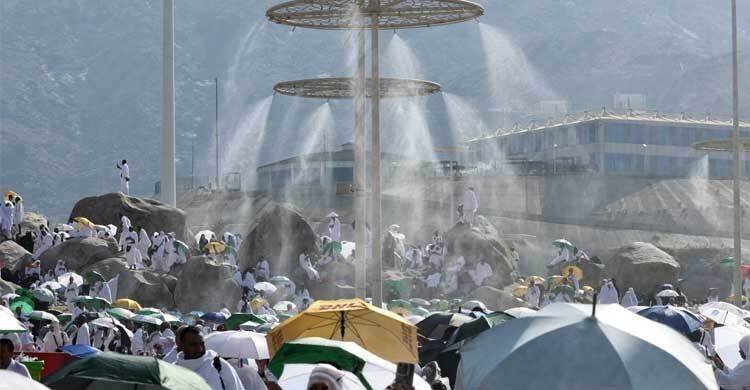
1, 0, 749, 220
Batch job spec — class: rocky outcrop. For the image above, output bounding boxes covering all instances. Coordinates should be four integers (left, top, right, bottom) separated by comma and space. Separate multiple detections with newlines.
69, 193, 189, 242
606, 242, 681, 295
471, 286, 525, 312
39, 238, 115, 272
117, 269, 174, 309
239, 202, 319, 275
20, 212, 48, 234
173, 256, 241, 313
444, 217, 514, 288
0, 279, 20, 296
80, 258, 128, 280
0, 240, 34, 271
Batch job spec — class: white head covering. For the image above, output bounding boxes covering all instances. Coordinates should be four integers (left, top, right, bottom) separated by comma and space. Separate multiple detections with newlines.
307, 364, 346, 390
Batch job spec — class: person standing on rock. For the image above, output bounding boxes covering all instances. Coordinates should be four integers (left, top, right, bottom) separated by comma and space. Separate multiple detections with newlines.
32, 229, 53, 259
621, 287, 638, 307
125, 238, 142, 270
328, 212, 341, 242
462, 186, 478, 226
0, 198, 14, 238
151, 231, 167, 271
65, 276, 79, 313
137, 227, 151, 259
12, 196, 23, 236
117, 160, 130, 196
119, 214, 132, 250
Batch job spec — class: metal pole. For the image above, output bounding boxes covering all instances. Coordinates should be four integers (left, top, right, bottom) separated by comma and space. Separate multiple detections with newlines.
732, 0, 743, 306
370, 12, 383, 307
353, 8, 367, 300
215, 77, 220, 189
160, 0, 177, 206
191, 139, 195, 190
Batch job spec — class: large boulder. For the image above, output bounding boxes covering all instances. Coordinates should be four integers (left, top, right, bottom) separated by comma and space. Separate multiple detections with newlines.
471, 286, 525, 312
20, 212, 48, 234
69, 193, 189, 242
39, 238, 116, 272
0, 240, 34, 271
117, 269, 175, 309
443, 217, 514, 288
174, 256, 241, 313
80, 258, 128, 280
239, 202, 319, 275
606, 242, 681, 296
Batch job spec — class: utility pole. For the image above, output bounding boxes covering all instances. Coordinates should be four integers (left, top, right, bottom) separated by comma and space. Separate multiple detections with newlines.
731, 0, 743, 306
160, 0, 177, 206
215, 77, 220, 189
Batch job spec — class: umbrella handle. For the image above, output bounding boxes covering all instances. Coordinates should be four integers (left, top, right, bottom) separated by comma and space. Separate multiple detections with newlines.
592, 293, 598, 318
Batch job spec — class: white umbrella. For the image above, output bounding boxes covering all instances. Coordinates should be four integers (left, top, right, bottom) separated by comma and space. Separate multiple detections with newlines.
204, 330, 269, 359
0, 310, 26, 333
701, 301, 750, 322
503, 307, 537, 318
700, 307, 744, 326
273, 301, 297, 312
656, 289, 680, 298
155, 312, 182, 323
278, 364, 366, 390
254, 282, 277, 294
1, 293, 19, 302
130, 314, 163, 326
458, 303, 718, 390
56, 223, 74, 232
194, 230, 215, 243
0, 370, 51, 389
40, 281, 64, 291
714, 325, 750, 369
625, 306, 650, 314
340, 241, 356, 259
239, 320, 263, 331
409, 298, 431, 307
57, 272, 83, 287
27, 311, 59, 322
32, 288, 56, 303
405, 315, 425, 325
90, 317, 117, 329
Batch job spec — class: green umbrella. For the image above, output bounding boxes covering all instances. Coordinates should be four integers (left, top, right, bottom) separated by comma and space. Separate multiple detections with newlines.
322, 240, 343, 254
43, 352, 211, 389
173, 240, 190, 257
225, 313, 266, 331
15, 288, 34, 300
137, 307, 161, 316
552, 239, 573, 248
85, 271, 106, 285
72, 296, 110, 310
10, 296, 33, 315
57, 313, 72, 324
552, 285, 576, 301
131, 314, 163, 326
106, 308, 135, 321
269, 276, 292, 285
155, 312, 182, 324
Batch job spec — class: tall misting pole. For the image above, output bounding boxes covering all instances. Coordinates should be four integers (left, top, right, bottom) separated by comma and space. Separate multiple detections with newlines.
370, 7, 383, 307
215, 77, 220, 189
731, 0, 742, 306
161, 0, 177, 206
353, 2, 367, 300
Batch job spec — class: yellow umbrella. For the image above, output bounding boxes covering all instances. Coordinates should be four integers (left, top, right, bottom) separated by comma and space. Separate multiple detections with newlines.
204, 241, 226, 254
389, 306, 410, 317
73, 217, 95, 229
582, 285, 594, 293
528, 276, 545, 285
561, 265, 583, 281
547, 275, 564, 286
512, 285, 528, 298
114, 298, 142, 312
268, 298, 418, 364
3, 191, 18, 200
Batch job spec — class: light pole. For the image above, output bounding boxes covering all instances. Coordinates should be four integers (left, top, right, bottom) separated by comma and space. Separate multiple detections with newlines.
553, 144, 558, 174
160, 0, 177, 206
642, 144, 647, 176
215, 77, 220, 190
184, 132, 198, 190
731, 0, 742, 306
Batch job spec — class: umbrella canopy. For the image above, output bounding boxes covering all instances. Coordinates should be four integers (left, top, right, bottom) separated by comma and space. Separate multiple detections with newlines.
200, 312, 228, 324
1, 370, 51, 390
137, 307, 162, 316
405, 315, 425, 325
546, 275, 565, 286
322, 240, 343, 254
194, 230, 215, 243
40, 281, 64, 291
268, 298, 419, 364
458, 303, 717, 390
155, 312, 182, 324
448, 312, 514, 345
278, 363, 366, 390
56, 224, 74, 232
254, 281, 277, 294
656, 289, 680, 298
512, 285, 527, 298
73, 217, 95, 230
701, 307, 743, 326
0, 308, 26, 333
57, 272, 83, 287
625, 305, 650, 314
203, 241, 225, 254
32, 288, 56, 303
637, 305, 703, 335
113, 299, 141, 311
85, 271, 106, 285
270, 337, 430, 390
503, 307, 537, 318
561, 264, 583, 280
273, 301, 297, 312
268, 275, 292, 285
225, 313, 266, 331
10, 296, 33, 315
43, 352, 211, 390
28, 311, 59, 322
409, 298, 431, 307
204, 330, 269, 359
416, 312, 474, 340
552, 239, 573, 248
130, 314, 163, 326
72, 296, 110, 310
107, 307, 136, 321
714, 325, 750, 369
1, 293, 19, 301
173, 240, 190, 256
701, 301, 750, 318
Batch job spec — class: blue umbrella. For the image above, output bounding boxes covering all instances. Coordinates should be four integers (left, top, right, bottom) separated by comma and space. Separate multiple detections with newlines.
636, 306, 703, 335
62, 344, 101, 359
200, 312, 228, 324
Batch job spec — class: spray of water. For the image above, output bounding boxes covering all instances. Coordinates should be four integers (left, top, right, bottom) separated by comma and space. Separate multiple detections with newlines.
221, 95, 275, 190
442, 92, 485, 142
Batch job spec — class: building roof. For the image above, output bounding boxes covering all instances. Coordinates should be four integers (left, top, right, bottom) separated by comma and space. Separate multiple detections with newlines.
467, 110, 750, 143
257, 148, 405, 170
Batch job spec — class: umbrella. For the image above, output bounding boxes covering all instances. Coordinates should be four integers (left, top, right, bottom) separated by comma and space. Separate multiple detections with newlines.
254, 281, 277, 294
340, 241, 356, 259
73, 217, 95, 230
278, 364, 366, 390
270, 337, 431, 390
39, 281, 64, 291
256, 314, 279, 324
714, 325, 750, 369
56, 224, 74, 232
173, 240, 190, 256
113, 298, 141, 311
552, 239, 573, 248
155, 312, 182, 324
405, 315, 425, 324
32, 288, 56, 303
388, 299, 412, 309
137, 307, 161, 316
561, 264, 583, 280
107, 307, 135, 321
200, 312, 228, 324
656, 289, 680, 298
130, 314, 163, 326
84, 271, 106, 285
637, 306, 703, 335
461, 300, 487, 311
416, 312, 474, 340
72, 296, 110, 310
90, 317, 118, 329
512, 285, 528, 298
527, 275, 546, 284
322, 240, 343, 254
225, 313, 266, 331
268, 275, 292, 285
204, 330, 269, 359
701, 307, 743, 326
448, 312, 514, 345
3, 190, 19, 200
203, 241, 225, 254
10, 297, 33, 315
327, 212, 340, 218
503, 307, 537, 318
0, 309, 26, 333
57, 272, 83, 287
28, 311, 59, 322
409, 298, 431, 307
700, 301, 750, 320
268, 298, 419, 364
0, 370, 51, 390
43, 352, 211, 390
457, 303, 717, 390
194, 230, 215, 243
57, 313, 72, 325
546, 275, 564, 286
1, 293, 19, 301
582, 285, 594, 293
411, 307, 430, 317
625, 305, 650, 314
273, 301, 297, 312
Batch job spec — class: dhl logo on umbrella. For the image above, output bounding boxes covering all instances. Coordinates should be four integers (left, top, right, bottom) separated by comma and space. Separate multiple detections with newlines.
314, 302, 363, 311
